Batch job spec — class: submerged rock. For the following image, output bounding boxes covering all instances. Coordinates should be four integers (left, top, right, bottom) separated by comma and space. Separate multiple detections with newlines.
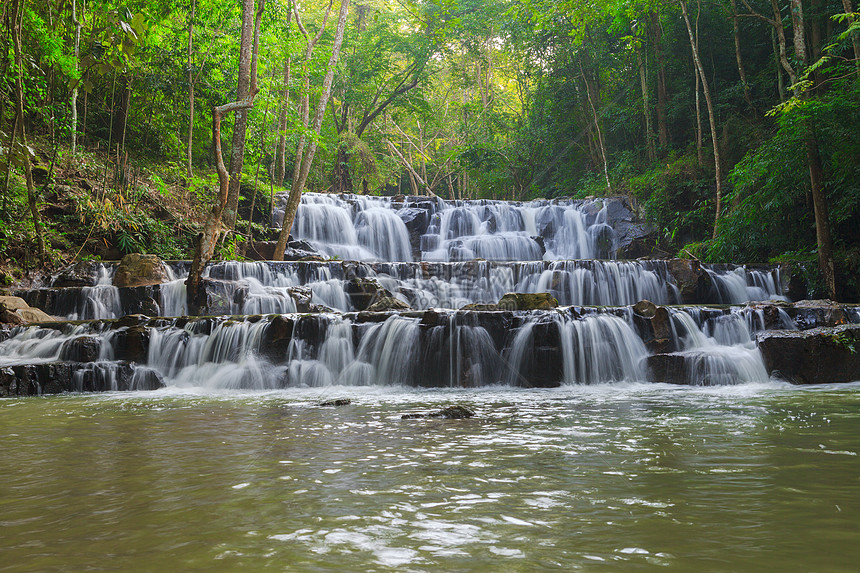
402, 405, 476, 419
757, 324, 860, 384
113, 254, 169, 288
319, 398, 352, 407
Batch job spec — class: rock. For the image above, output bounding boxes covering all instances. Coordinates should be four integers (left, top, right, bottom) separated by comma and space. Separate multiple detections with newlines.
113, 254, 169, 288
0, 309, 25, 325
60, 336, 101, 363
365, 296, 411, 312
345, 277, 389, 311
53, 262, 102, 287
15, 307, 55, 324
245, 241, 277, 260
633, 299, 657, 318
666, 259, 708, 303
460, 303, 499, 311
319, 398, 352, 407
497, 292, 558, 311
402, 405, 476, 419
112, 314, 150, 329
647, 353, 692, 385
0, 296, 29, 311
632, 305, 675, 354
288, 286, 314, 313
397, 207, 430, 260
756, 324, 860, 384
284, 240, 324, 261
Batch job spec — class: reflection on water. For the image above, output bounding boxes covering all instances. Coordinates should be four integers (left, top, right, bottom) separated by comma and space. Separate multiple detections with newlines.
1, 383, 859, 572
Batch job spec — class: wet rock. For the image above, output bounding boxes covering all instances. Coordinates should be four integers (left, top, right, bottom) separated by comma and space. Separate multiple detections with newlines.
402, 405, 476, 419
112, 314, 150, 329
52, 262, 102, 287
114, 325, 152, 363
130, 368, 165, 391
319, 398, 352, 407
666, 259, 709, 303
756, 324, 860, 384
398, 207, 430, 260
633, 305, 675, 354
113, 254, 169, 288
365, 296, 411, 312
60, 336, 101, 363
260, 315, 295, 360
288, 286, 313, 313
345, 277, 392, 311
284, 240, 324, 261
633, 299, 658, 318
119, 285, 161, 316
647, 353, 691, 385
497, 292, 558, 311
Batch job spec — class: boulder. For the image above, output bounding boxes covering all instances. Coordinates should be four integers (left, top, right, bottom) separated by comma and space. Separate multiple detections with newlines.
497, 292, 558, 311
666, 259, 708, 303
632, 299, 657, 318
16, 307, 55, 323
113, 254, 169, 288
345, 277, 389, 311
756, 324, 860, 384
52, 262, 102, 287
0, 296, 29, 311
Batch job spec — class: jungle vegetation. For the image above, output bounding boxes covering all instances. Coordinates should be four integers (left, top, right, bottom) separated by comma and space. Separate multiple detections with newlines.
0, 0, 858, 298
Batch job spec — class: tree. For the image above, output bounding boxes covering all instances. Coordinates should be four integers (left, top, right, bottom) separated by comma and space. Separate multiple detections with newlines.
187, 0, 265, 312
272, 0, 349, 261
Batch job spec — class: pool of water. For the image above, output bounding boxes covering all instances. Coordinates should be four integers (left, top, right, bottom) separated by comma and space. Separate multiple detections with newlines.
2, 382, 859, 571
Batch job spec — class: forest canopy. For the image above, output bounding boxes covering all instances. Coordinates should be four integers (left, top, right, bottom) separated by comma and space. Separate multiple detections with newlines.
1, 0, 858, 298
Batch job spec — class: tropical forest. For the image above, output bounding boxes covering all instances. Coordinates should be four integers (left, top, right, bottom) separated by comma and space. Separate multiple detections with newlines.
1, 0, 860, 570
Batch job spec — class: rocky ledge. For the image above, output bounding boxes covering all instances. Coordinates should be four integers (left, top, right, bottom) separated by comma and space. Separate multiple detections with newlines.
757, 324, 860, 384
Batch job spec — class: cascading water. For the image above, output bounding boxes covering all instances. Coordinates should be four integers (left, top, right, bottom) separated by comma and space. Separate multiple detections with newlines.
3, 191, 824, 393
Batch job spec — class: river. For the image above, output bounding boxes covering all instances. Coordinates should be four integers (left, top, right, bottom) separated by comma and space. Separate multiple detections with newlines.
2, 382, 858, 571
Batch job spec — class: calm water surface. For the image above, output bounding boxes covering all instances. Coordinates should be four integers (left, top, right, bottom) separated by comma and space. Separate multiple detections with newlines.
2, 382, 859, 572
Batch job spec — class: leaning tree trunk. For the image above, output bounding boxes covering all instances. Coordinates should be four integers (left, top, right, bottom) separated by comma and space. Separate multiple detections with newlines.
729, 0, 756, 114
186, 0, 265, 312
680, 0, 723, 238
186, 0, 196, 180
273, 0, 350, 261
222, 0, 262, 229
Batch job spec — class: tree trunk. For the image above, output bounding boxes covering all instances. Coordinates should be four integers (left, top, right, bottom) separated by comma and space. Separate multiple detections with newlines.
729, 0, 756, 113
273, 0, 349, 261
679, 0, 723, 238
275, 56, 290, 186
223, 0, 263, 229
694, 58, 703, 167
842, 0, 860, 67
773, 28, 787, 101
186, 0, 265, 312
186, 0, 196, 180
579, 55, 611, 194
636, 46, 656, 162
806, 131, 836, 299
71, 0, 82, 154
11, 0, 45, 264
652, 10, 669, 149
